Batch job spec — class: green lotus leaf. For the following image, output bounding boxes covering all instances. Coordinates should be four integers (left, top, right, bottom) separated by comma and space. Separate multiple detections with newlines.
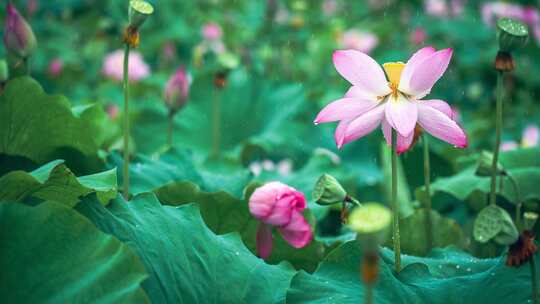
286, 241, 540, 303
0, 159, 116, 207
0, 201, 149, 303
76, 193, 296, 303
0, 77, 102, 172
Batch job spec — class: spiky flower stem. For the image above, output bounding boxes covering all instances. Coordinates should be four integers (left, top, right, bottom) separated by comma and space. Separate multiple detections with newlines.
423, 135, 433, 252
122, 44, 131, 200
489, 71, 504, 206
391, 130, 401, 272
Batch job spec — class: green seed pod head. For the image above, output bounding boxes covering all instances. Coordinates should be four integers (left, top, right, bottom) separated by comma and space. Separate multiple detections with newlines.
129, 0, 154, 30
475, 151, 504, 177
497, 18, 529, 52
312, 174, 347, 205
349, 203, 392, 249
523, 212, 539, 231
0, 60, 8, 82
473, 205, 519, 246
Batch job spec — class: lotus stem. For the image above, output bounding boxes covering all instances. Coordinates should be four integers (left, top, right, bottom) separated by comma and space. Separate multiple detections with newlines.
365, 285, 373, 304
167, 111, 174, 148
391, 130, 401, 272
423, 134, 433, 252
122, 44, 131, 200
489, 71, 504, 206
531, 254, 539, 304
212, 89, 221, 157
507, 173, 522, 228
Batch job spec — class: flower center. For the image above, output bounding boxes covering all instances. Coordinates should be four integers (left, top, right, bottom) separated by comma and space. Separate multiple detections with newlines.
382, 62, 405, 99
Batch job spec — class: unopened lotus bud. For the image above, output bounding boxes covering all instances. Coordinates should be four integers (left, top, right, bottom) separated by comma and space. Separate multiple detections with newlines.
475, 151, 505, 177
524, 212, 539, 231
313, 174, 347, 205
129, 0, 154, 31
3, 3, 37, 59
0, 60, 8, 82
497, 18, 529, 53
164, 66, 191, 113
349, 203, 392, 250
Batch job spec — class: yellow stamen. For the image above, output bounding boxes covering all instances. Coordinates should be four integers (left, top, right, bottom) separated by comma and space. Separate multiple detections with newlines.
383, 62, 405, 98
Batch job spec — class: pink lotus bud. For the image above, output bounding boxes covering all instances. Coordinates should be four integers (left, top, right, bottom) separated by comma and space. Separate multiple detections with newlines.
522, 125, 539, 148
164, 66, 191, 113
411, 27, 427, 45
3, 3, 37, 58
249, 182, 313, 259
202, 22, 223, 41
48, 58, 63, 77
340, 29, 379, 54
102, 49, 150, 82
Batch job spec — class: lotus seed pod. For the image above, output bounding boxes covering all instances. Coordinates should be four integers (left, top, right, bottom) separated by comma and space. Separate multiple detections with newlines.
523, 212, 539, 231
497, 18, 529, 53
349, 203, 391, 250
129, 0, 154, 30
473, 205, 519, 245
313, 174, 347, 206
475, 151, 505, 177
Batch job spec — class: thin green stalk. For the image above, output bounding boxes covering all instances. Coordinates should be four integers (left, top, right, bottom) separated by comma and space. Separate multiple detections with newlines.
365, 285, 373, 304
507, 174, 522, 229
167, 111, 174, 148
122, 44, 131, 200
531, 255, 539, 304
489, 71, 504, 206
423, 135, 433, 253
212, 89, 221, 157
391, 130, 401, 272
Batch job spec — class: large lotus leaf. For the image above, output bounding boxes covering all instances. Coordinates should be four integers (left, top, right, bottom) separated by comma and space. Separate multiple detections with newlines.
416, 148, 540, 204
131, 69, 306, 155
0, 159, 116, 207
155, 181, 325, 272
108, 148, 251, 197
388, 209, 465, 256
0, 77, 102, 172
0, 201, 149, 303
76, 193, 296, 304
286, 241, 539, 303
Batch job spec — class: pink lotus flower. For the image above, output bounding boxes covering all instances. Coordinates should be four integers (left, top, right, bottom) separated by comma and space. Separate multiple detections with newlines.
249, 182, 313, 259
501, 124, 539, 151
202, 22, 223, 41
164, 66, 191, 112
48, 58, 63, 77
314, 46, 468, 153
425, 0, 464, 18
102, 49, 150, 82
481, 2, 539, 28
340, 29, 379, 54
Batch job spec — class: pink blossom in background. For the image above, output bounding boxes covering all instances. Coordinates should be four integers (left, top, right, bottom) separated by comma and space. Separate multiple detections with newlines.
249, 182, 313, 259
522, 125, 539, 147
322, 0, 338, 16
162, 42, 176, 62
48, 58, 63, 77
340, 29, 379, 54
314, 46, 467, 153
27, 0, 38, 16
102, 49, 150, 82
411, 28, 427, 45
106, 104, 120, 120
500, 124, 539, 151
425, 0, 448, 17
202, 22, 223, 41
501, 141, 519, 152
425, 0, 465, 18
481, 2, 540, 29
